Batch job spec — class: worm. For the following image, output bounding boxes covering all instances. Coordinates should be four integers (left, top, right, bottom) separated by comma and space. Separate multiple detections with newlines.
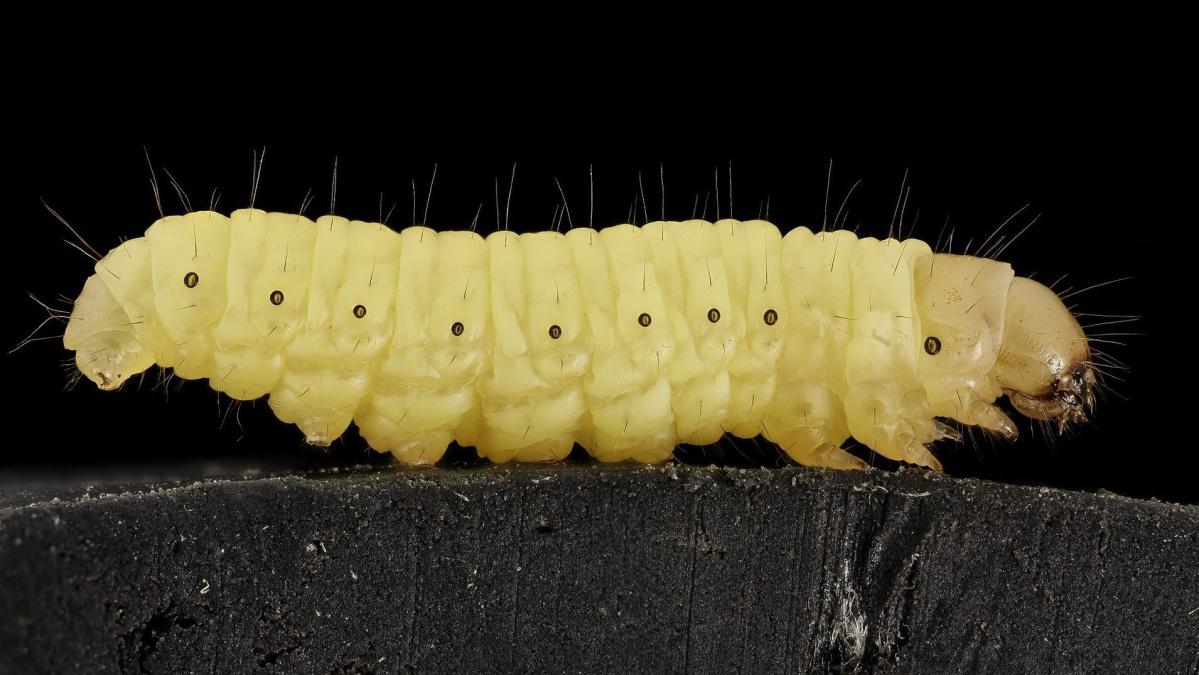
61, 209, 1097, 470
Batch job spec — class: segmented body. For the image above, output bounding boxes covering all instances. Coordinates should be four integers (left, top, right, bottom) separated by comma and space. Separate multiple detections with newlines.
66, 210, 1020, 469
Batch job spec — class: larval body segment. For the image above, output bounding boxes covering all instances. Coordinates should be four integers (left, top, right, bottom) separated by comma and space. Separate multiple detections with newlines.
212, 210, 316, 400
476, 230, 589, 463
718, 219, 787, 441
268, 216, 399, 446
146, 211, 232, 379
356, 228, 492, 465
762, 228, 861, 469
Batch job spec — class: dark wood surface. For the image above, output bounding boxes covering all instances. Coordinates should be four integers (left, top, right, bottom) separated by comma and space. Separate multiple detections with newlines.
2, 464, 1196, 673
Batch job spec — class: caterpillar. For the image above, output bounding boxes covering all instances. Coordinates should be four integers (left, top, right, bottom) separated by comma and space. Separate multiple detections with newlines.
61, 209, 1096, 471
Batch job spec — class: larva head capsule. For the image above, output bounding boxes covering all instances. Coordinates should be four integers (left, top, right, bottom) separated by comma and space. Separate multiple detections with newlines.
994, 276, 1096, 431
63, 275, 155, 391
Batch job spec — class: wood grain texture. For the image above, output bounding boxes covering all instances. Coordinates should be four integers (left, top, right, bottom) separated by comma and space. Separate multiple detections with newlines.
2, 465, 1195, 673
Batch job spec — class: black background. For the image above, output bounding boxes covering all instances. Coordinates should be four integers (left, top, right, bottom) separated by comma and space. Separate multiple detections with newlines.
2, 68, 1190, 503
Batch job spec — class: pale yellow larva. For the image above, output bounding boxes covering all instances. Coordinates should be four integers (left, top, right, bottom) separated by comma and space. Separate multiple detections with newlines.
62, 209, 1096, 470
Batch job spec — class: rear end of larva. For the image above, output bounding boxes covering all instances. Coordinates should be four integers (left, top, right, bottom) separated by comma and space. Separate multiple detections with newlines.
63, 209, 1096, 470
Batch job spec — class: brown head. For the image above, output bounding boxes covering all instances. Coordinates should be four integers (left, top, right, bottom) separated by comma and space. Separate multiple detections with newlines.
993, 276, 1096, 431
